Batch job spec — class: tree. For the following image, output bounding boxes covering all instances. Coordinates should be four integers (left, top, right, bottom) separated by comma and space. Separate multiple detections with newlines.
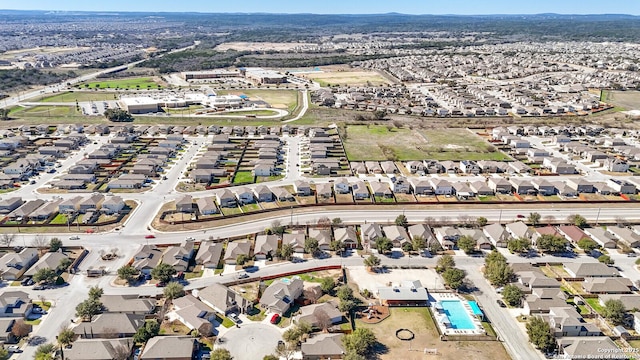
577, 238, 599, 252
104, 108, 134, 122
34, 234, 48, 249
374, 237, 392, 254
274, 342, 296, 360
10, 320, 30, 338
236, 254, 249, 266
442, 268, 466, 290
317, 217, 332, 229
528, 212, 541, 226
320, 277, 336, 294
151, 263, 177, 283
282, 327, 302, 344
436, 254, 455, 273
363, 254, 381, 270
264, 355, 279, 360
336, 285, 354, 302
411, 235, 426, 252
342, 328, 377, 357
476, 217, 488, 227
0, 233, 15, 247
88, 286, 103, 300
49, 238, 62, 252
133, 319, 160, 343
536, 234, 568, 253
330, 240, 344, 255
0, 108, 9, 121
395, 214, 408, 227
279, 243, 294, 261
315, 309, 332, 332
507, 237, 531, 254
567, 214, 588, 228
210, 348, 233, 360
0, 347, 7, 360
332, 217, 343, 225
304, 237, 320, 256
56, 257, 72, 272
163, 282, 185, 300
33, 268, 57, 284
57, 327, 76, 348
502, 284, 524, 307
76, 297, 102, 321
428, 240, 443, 254
401, 242, 413, 253
269, 220, 285, 235
34, 343, 56, 360
526, 316, 556, 353
603, 299, 626, 325
117, 265, 138, 283
598, 255, 614, 265
373, 110, 387, 120
484, 250, 513, 286
456, 235, 476, 254
339, 299, 357, 313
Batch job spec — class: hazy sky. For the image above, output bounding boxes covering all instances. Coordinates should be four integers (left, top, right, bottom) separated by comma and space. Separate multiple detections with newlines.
1, 0, 639, 15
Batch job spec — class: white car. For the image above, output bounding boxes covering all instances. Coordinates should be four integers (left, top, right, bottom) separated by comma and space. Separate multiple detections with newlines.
68, 236, 80, 240
6, 345, 21, 353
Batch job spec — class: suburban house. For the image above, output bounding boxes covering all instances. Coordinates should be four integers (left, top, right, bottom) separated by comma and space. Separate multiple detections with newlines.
294, 301, 342, 328
0, 248, 39, 280
433, 227, 460, 250
352, 181, 370, 200
195, 241, 223, 268
271, 187, 295, 202
223, 241, 251, 264
483, 223, 510, 248
24, 251, 68, 277
360, 223, 383, 242
102, 196, 126, 215
608, 226, 640, 248
582, 277, 632, 294
564, 263, 620, 278
301, 333, 345, 360
333, 178, 351, 194
505, 221, 537, 243
175, 195, 194, 213
583, 228, 617, 249
333, 227, 358, 249
547, 306, 601, 337
488, 178, 512, 194
196, 197, 218, 216
259, 277, 304, 314
131, 245, 163, 275
294, 180, 312, 196
370, 181, 393, 198
162, 241, 195, 273
234, 187, 255, 205
391, 176, 411, 194
72, 313, 145, 338
215, 189, 237, 208
254, 235, 279, 260
253, 185, 274, 202
315, 183, 333, 199
382, 225, 410, 248
195, 283, 252, 315
407, 224, 435, 246
172, 294, 215, 335
459, 228, 493, 250
308, 228, 332, 251
557, 225, 590, 245
65, 338, 134, 360
409, 179, 434, 196
283, 233, 306, 253
0, 291, 32, 318
139, 336, 195, 360
429, 179, 454, 195
558, 337, 625, 360
100, 295, 155, 315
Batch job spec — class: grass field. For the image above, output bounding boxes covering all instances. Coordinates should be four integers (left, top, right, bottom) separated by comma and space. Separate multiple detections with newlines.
356, 307, 508, 360
343, 125, 509, 161
217, 89, 297, 111
12, 105, 79, 117
303, 70, 391, 87
39, 91, 119, 103
81, 77, 161, 90
601, 90, 640, 110
233, 171, 254, 184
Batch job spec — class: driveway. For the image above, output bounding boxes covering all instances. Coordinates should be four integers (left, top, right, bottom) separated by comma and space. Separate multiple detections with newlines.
215, 323, 282, 360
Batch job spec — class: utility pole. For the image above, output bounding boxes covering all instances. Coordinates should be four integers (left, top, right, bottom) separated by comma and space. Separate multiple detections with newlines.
595, 208, 601, 225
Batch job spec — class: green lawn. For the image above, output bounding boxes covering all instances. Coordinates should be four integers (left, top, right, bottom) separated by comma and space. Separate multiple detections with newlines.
374, 196, 396, 203
233, 171, 254, 184
13, 105, 79, 117
585, 298, 604, 314
25, 319, 42, 325
81, 77, 161, 90
185, 270, 204, 280
221, 207, 243, 216
50, 213, 69, 225
241, 203, 261, 212
343, 125, 509, 161
39, 91, 118, 103
221, 316, 235, 328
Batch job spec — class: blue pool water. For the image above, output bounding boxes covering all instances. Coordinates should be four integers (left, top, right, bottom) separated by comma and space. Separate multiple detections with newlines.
440, 300, 476, 330
469, 301, 483, 316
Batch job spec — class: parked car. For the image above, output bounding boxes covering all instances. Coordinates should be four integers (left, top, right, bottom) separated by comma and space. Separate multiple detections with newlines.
270, 314, 280, 324
237, 272, 249, 279
6, 345, 21, 353
21, 277, 33, 286
155, 282, 166, 287
144, 235, 156, 239
33, 285, 47, 291
185, 237, 195, 241
68, 236, 80, 240
496, 299, 507, 308
228, 313, 241, 324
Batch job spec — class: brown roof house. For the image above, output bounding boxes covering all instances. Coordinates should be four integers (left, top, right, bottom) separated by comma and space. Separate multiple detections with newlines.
194, 241, 223, 268
65, 338, 134, 360
172, 294, 215, 336
254, 234, 279, 260
301, 333, 345, 360
73, 313, 145, 339
294, 301, 342, 329
195, 283, 252, 315
139, 336, 195, 360
223, 241, 251, 265
0, 248, 38, 281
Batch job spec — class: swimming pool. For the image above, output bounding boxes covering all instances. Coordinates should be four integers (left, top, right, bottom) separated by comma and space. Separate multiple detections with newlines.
440, 300, 476, 330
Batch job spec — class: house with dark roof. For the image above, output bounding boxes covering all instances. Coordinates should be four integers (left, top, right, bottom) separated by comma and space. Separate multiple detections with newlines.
195, 283, 252, 315
0, 291, 32, 318
65, 338, 134, 360
73, 313, 145, 339
301, 333, 345, 360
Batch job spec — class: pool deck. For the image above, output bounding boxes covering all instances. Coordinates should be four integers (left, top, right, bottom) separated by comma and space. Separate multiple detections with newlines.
431, 293, 486, 336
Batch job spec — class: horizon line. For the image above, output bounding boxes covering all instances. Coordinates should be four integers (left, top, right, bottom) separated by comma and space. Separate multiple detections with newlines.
0, 9, 638, 16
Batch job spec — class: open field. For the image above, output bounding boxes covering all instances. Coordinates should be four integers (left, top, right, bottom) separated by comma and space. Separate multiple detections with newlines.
81, 77, 161, 90
303, 70, 391, 87
38, 91, 119, 103
356, 307, 508, 360
601, 90, 640, 110
12, 105, 79, 117
217, 89, 297, 111
343, 125, 509, 161
215, 42, 316, 51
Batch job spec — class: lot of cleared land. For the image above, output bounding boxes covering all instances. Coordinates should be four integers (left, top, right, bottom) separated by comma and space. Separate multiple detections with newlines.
343, 125, 509, 161
602, 90, 640, 110
81, 77, 161, 90
356, 307, 509, 360
303, 70, 391, 87
217, 89, 297, 111
12, 105, 79, 117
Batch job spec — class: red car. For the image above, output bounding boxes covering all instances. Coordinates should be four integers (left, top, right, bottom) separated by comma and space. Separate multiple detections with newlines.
155, 282, 166, 287
144, 235, 156, 239
270, 314, 280, 324
516, 214, 525, 219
